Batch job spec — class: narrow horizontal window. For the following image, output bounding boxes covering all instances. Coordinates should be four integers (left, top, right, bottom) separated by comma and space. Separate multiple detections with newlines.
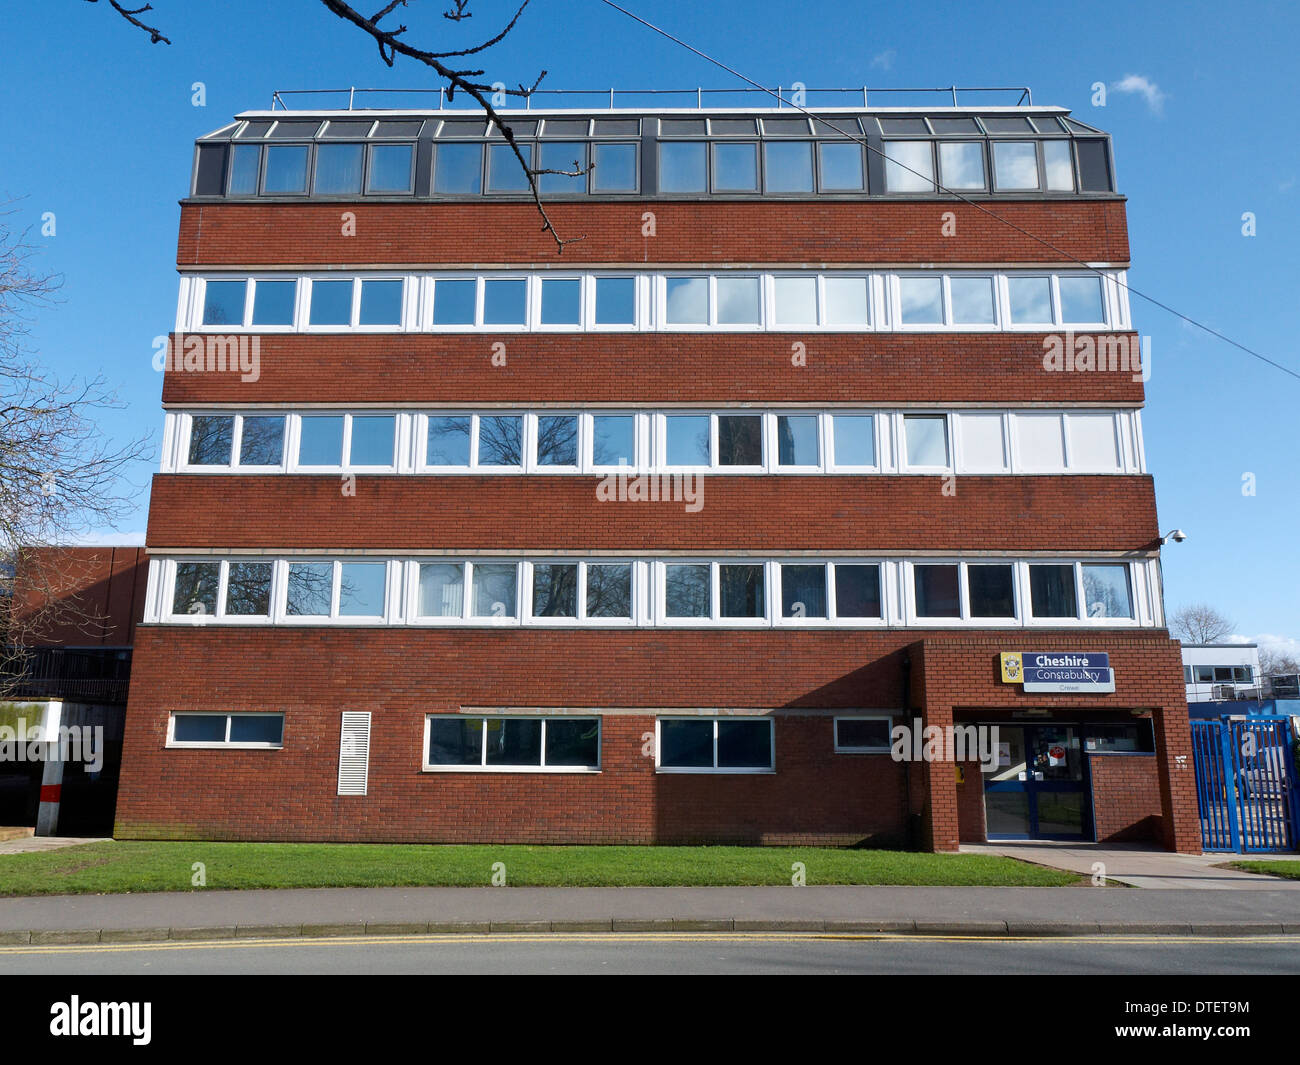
659, 718, 772, 771
427, 717, 599, 770
171, 712, 283, 748
835, 717, 891, 752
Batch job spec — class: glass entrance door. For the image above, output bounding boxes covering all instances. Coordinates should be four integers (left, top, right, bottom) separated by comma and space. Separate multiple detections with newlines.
983, 724, 1090, 840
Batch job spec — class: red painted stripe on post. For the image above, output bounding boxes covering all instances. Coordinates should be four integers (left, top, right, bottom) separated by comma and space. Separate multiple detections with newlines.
39, 785, 61, 804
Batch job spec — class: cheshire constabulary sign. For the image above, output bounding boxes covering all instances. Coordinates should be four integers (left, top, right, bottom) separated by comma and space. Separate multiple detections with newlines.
999, 652, 1115, 694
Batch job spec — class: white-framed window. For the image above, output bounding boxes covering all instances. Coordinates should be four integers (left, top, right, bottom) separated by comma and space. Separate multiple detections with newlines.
1024, 560, 1136, 625
655, 716, 775, 773
900, 413, 952, 470
833, 715, 894, 753
163, 407, 1141, 477
775, 561, 886, 625
655, 411, 765, 470
148, 557, 1154, 629
180, 268, 1123, 333
423, 715, 601, 772
180, 412, 288, 471
655, 561, 768, 627
409, 560, 520, 625
279, 559, 394, 624
904, 560, 1020, 626
167, 712, 284, 749
291, 412, 399, 471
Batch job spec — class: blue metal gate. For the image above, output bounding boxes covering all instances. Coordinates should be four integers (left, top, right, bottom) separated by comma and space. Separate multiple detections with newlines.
1191, 717, 1300, 852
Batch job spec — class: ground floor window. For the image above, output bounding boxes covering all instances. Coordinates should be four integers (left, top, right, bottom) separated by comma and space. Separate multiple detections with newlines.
833, 716, 892, 752
657, 717, 774, 773
424, 715, 601, 771
168, 712, 284, 748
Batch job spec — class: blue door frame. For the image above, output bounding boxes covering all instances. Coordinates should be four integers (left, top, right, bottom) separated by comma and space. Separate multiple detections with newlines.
984, 724, 1093, 841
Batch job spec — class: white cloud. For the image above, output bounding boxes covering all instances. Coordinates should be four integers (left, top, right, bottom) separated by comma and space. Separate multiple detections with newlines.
871, 49, 895, 71
1110, 74, 1166, 115
1231, 632, 1300, 661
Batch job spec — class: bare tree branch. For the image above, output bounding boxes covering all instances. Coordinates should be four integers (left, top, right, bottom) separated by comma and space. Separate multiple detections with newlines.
1169, 603, 1235, 644
84, 0, 171, 44
318, 0, 587, 252
0, 209, 152, 675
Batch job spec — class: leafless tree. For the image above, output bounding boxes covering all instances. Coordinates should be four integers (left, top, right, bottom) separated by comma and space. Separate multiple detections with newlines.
1168, 603, 1235, 645
87, 0, 588, 252
1259, 647, 1300, 684
0, 210, 151, 680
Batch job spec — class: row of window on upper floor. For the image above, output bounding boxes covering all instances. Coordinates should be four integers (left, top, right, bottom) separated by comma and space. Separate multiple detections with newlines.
192, 120, 1114, 199
149, 555, 1157, 629
180, 270, 1128, 333
160, 408, 1145, 477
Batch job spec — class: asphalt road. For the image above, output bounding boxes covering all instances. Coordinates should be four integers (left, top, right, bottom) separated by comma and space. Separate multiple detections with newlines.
2, 932, 1298, 974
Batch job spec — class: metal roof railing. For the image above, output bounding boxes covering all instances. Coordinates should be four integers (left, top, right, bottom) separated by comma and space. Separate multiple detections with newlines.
269, 85, 1035, 112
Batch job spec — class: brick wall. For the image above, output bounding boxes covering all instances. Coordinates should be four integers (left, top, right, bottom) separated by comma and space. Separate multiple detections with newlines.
11, 546, 147, 648
177, 199, 1131, 267
144, 474, 1160, 552
115, 627, 1191, 848
160, 332, 1148, 406
1088, 754, 1162, 842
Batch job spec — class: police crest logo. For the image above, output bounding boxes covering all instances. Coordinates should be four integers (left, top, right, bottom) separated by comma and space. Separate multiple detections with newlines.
1000, 652, 1023, 683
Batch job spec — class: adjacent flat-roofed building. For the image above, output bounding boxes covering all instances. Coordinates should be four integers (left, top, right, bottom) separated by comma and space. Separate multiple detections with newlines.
115, 91, 1200, 851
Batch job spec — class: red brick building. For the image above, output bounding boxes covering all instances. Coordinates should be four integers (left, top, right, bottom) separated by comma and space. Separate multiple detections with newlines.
115, 95, 1200, 852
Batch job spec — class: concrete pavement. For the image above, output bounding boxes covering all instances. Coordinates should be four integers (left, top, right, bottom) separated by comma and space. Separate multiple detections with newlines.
963, 841, 1300, 889
1, 883, 1299, 945
0, 835, 108, 856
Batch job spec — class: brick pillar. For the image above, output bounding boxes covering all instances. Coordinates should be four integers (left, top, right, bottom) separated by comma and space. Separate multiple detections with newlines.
1151, 701, 1202, 853
920, 704, 961, 852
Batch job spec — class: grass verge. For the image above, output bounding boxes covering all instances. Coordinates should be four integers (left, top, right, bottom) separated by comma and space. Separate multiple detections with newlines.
1227, 860, 1300, 881
0, 841, 1081, 895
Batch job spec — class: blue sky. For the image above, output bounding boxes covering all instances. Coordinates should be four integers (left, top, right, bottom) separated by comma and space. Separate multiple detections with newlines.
2, 0, 1297, 651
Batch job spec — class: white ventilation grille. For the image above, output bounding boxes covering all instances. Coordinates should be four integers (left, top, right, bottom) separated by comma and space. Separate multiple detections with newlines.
337, 712, 372, 796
